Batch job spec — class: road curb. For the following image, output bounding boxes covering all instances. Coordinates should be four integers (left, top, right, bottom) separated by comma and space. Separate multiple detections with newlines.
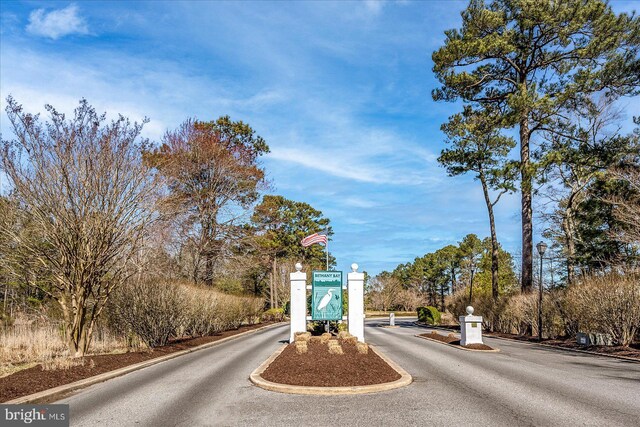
483, 334, 640, 363
4, 322, 287, 404
249, 344, 413, 395
415, 334, 500, 352
412, 321, 639, 363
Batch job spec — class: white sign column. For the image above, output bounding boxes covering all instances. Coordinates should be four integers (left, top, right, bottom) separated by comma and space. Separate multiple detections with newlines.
289, 263, 307, 343
348, 263, 365, 342
459, 306, 483, 346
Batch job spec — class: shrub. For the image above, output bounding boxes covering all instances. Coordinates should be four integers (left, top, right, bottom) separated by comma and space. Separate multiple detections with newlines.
356, 342, 368, 354
107, 279, 263, 348
328, 343, 343, 355
295, 341, 308, 354
417, 306, 441, 325
494, 293, 537, 336
447, 289, 512, 332
107, 280, 186, 348
295, 332, 311, 342
262, 308, 285, 322
565, 274, 640, 347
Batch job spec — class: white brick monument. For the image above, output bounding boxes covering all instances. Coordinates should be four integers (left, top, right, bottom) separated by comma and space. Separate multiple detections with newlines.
289, 262, 365, 343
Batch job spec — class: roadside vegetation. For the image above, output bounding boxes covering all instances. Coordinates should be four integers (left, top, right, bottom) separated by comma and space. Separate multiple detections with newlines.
1, 0, 639, 377
0, 98, 331, 374
368, 0, 640, 349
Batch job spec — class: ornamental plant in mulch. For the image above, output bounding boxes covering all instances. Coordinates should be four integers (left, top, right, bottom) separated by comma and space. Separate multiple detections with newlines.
261, 332, 400, 387
419, 332, 495, 351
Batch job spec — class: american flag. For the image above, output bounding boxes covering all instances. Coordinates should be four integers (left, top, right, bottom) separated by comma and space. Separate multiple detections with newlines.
301, 232, 328, 247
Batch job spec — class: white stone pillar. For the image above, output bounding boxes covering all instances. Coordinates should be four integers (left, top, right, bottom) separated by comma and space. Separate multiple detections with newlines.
459, 306, 483, 346
289, 263, 307, 343
348, 263, 365, 342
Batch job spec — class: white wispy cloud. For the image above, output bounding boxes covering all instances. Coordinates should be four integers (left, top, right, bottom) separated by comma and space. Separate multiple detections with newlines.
363, 0, 387, 15
26, 4, 89, 40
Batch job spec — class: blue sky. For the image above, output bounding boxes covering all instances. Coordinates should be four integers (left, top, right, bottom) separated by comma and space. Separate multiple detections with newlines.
1, 1, 638, 276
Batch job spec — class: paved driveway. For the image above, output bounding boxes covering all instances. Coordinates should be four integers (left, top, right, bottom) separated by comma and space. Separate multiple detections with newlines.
60, 318, 640, 426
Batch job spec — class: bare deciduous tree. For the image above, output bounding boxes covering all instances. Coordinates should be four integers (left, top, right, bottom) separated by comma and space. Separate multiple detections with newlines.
146, 118, 269, 285
1, 97, 158, 357
608, 162, 640, 248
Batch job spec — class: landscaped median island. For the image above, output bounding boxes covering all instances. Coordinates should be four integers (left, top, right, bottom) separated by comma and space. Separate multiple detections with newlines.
251, 331, 412, 395
417, 332, 498, 352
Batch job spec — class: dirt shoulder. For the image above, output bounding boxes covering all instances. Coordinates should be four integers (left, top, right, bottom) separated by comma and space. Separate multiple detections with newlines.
0, 322, 273, 403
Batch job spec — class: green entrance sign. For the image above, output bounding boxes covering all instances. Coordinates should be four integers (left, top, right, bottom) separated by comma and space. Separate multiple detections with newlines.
311, 271, 343, 321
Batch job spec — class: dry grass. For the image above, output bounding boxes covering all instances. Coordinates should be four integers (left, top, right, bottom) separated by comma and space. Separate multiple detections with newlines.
309, 336, 322, 344
342, 336, 358, 345
294, 332, 311, 342
294, 341, 308, 354
0, 317, 136, 377
319, 333, 331, 343
337, 331, 352, 339
328, 344, 343, 355
356, 342, 369, 354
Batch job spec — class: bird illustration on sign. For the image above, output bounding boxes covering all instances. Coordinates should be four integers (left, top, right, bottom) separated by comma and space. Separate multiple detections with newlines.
316, 289, 334, 311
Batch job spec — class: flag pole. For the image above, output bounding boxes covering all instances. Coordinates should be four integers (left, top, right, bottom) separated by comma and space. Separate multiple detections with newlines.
325, 228, 329, 271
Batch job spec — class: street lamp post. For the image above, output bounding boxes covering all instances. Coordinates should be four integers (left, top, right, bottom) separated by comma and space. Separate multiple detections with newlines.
536, 241, 547, 342
468, 265, 476, 306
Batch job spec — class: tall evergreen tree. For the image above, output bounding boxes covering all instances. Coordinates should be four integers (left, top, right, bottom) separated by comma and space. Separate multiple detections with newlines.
439, 106, 516, 299
432, 0, 640, 291
251, 195, 333, 307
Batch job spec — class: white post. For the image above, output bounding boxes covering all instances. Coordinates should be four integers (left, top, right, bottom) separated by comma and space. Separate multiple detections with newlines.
289, 262, 307, 343
459, 306, 483, 346
348, 263, 365, 342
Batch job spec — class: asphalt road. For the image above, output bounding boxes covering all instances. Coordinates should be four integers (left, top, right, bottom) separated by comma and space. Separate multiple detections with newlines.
60, 318, 640, 426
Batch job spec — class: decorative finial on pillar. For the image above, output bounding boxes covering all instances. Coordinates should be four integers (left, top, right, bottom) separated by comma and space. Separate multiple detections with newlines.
351, 263, 358, 272
295, 262, 302, 272
466, 306, 474, 316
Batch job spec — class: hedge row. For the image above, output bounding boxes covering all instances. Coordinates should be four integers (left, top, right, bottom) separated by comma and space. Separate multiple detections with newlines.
106, 280, 264, 348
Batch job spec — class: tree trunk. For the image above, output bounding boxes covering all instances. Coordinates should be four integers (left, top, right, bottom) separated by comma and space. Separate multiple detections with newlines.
520, 114, 533, 293
450, 265, 456, 294
65, 292, 90, 357
269, 260, 274, 309
480, 173, 500, 300
469, 269, 474, 305
272, 257, 278, 309
562, 206, 576, 285
205, 252, 214, 286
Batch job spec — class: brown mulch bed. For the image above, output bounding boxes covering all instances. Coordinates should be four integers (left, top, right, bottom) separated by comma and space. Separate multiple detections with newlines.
419, 332, 495, 351
0, 322, 273, 403
485, 331, 640, 360
261, 340, 401, 387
